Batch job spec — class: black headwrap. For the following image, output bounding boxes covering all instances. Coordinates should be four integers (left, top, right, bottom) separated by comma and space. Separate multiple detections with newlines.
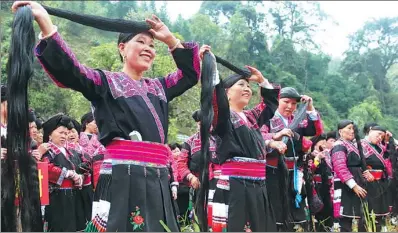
169, 143, 182, 151
363, 122, 386, 136
363, 122, 378, 135
279, 87, 301, 101
192, 109, 202, 122
222, 69, 251, 88
70, 118, 82, 133
310, 133, 327, 152
28, 109, 36, 123
368, 125, 387, 133
1, 85, 7, 102
326, 131, 337, 141
35, 118, 44, 130
42, 113, 73, 143
337, 119, 354, 131
81, 111, 94, 132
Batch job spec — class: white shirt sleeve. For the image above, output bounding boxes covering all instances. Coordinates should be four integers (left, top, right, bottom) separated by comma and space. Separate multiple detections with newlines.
306, 109, 319, 121
345, 178, 357, 189
258, 80, 273, 89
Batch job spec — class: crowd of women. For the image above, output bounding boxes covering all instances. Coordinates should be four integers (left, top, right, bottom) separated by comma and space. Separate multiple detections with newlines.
1, 1, 398, 232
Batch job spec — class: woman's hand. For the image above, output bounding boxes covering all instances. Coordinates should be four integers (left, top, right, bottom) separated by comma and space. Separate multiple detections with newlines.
11, 1, 54, 36
1, 148, 7, 160
31, 149, 42, 161
269, 141, 287, 154
190, 175, 200, 190
352, 184, 367, 198
38, 143, 49, 156
272, 128, 294, 141
146, 15, 183, 50
363, 170, 375, 182
245, 65, 269, 85
199, 45, 212, 61
301, 95, 314, 111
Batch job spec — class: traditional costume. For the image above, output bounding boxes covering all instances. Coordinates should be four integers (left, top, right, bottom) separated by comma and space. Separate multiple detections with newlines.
261, 87, 323, 231
34, 7, 201, 231
41, 114, 85, 231
209, 72, 280, 232
310, 134, 334, 231
177, 110, 221, 227
331, 120, 367, 232
361, 125, 390, 231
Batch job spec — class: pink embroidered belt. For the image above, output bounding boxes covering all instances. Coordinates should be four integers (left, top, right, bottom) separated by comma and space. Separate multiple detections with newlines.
221, 157, 266, 180
105, 140, 169, 167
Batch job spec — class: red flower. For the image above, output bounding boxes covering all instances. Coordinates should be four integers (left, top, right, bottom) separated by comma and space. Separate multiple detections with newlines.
133, 216, 144, 225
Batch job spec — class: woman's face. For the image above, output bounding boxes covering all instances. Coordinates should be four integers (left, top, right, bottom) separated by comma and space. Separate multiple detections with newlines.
172, 147, 181, 159
326, 138, 336, 150
278, 98, 298, 118
68, 128, 79, 144
227, 79, 252, 109
29, 121, 38, 139
368, 129, 385, 145
49, 126, 68, 147
314, 139, 327, 152
119, 32, 156, 73
37, 130, 43, 144
339, 124, 355, 141
86, 120, 98, 134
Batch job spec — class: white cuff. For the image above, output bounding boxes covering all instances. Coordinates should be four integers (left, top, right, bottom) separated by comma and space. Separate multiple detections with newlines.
38, 25, 58, 40
345, 178, 357, 189
259, 80, 273, 89
306, 109, 319, 121
171, 186, 177, 193
170, 182, 179, 187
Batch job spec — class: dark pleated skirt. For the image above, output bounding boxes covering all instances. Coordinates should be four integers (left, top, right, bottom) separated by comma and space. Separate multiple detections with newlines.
45, 188, 80, 232
333, 167, 364, 219
366, 179, 390, 216
89, 165, 179, 232
75, 184, 94, 230
212, 177, 276, 232
212, 158, 275, 232
266, 166, 307, 225
176, 184, 190, 217
87, 140, 179, 232
314, 177, 333, 230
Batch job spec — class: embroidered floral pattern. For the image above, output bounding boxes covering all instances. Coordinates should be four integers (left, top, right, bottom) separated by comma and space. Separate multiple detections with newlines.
129, 206, 145, 231
244, 222, 252, 232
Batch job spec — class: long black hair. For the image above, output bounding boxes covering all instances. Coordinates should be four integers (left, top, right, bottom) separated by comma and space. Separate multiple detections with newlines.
195, 52, 217, 231
2, 6, 43, 232
196, 53, 254, 231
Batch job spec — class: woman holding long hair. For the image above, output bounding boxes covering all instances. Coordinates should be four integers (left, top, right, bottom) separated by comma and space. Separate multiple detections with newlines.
11, 1, 208, 231
330, 120, 373, 232
197, 51, 288, 231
